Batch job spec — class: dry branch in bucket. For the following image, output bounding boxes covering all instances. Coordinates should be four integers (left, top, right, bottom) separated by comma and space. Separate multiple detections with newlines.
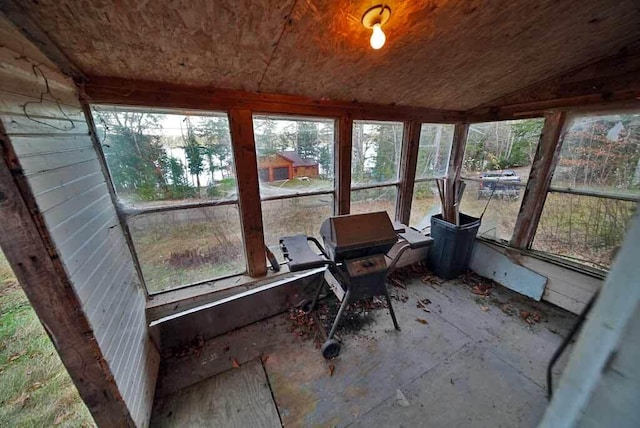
436, 178, 465, 225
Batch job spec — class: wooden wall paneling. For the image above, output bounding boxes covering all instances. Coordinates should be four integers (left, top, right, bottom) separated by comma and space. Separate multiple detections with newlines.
510, 111, 567, 249
395, 121, 421, 224
0, 130, 134, 428
80, 100, 149, 297
335, 115, 353, 215
1, 14, 159, 426
228, 109, 267, 277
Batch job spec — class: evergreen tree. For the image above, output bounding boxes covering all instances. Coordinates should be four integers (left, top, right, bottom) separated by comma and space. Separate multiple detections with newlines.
295, 121, 318, 159
98, 111, 167, 200
182, 117, 204, 192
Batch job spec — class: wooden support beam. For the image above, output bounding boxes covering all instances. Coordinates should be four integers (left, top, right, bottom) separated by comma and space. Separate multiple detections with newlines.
0, 126, 133, 427
80, 76, 466, 123
448, 123, 469, 182
228, 109, 267, 277
335, 115, 353, 215
395, 121, 422, 224
511, 111, 568, 249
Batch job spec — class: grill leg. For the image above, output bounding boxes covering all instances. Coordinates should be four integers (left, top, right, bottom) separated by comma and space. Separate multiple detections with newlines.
327, 288, 351, 340
384, 288, 400, 331
308, 274, 326, 313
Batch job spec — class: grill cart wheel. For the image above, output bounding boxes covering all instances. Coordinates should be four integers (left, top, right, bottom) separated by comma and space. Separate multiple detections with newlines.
321, 339, 341, 359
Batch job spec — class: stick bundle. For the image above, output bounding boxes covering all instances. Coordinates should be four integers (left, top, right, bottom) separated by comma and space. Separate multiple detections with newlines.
436, 178, 466, 225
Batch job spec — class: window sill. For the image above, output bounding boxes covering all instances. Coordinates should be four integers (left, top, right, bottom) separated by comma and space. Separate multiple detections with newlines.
145, 264, 322, 321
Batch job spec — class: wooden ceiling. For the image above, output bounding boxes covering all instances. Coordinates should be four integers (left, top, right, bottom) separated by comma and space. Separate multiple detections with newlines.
7, 0, 640, 110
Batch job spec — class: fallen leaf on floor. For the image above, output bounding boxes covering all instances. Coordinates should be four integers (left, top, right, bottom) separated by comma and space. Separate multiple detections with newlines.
28, 382, 43, 392
471, 285, 491, 296
416, 318, 428, 325
389, 278, 406, 289
481, 306, 490, 312
395, 389, 410, 407
329, 364, 335, 377
54, 412, 71, 425
9, 353, 24, 362
232, 358, 240, 368
9, 392, 30, 407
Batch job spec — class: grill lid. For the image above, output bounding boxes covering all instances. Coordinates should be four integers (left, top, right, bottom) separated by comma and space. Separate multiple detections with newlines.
320, 211, 397, 261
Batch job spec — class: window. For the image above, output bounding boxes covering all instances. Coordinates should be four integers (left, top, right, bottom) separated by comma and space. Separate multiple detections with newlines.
351, 120, 403, 220
533, 112, 640, 268
253, 115, 335, 257
460, 119, 544, 241
410, 124, 454, 228
92, 106, 244, 293
128, 206, 245, 293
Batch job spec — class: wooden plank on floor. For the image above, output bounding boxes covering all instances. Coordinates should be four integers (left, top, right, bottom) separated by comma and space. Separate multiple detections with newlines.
470, 241, 547, 300
151, 359, 281, 428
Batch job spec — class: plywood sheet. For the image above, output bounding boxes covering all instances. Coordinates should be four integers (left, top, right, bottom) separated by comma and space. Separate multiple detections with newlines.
11, 0, 640, 110
151, 359, 281, 428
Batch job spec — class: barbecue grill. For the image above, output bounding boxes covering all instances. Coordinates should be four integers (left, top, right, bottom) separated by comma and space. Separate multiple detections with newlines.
280, 211, 432, 358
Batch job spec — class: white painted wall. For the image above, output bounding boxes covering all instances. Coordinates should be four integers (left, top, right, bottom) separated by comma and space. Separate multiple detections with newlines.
0, 17, 159, 427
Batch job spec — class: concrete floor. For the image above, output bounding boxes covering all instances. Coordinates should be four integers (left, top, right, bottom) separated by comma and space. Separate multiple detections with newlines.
152, 275, 576, 427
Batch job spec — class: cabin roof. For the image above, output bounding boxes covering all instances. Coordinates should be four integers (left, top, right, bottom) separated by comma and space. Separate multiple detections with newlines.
277, 151, 317, 167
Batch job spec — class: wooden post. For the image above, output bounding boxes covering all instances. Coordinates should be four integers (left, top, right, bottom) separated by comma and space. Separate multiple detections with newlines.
395, 121, 422, 224
335, 115, 353, 215
228, 109, 267, 277
511, 111, 568, 249
0, 131, 134, 427
438, 122, 469, 221
448, 123, 469, 182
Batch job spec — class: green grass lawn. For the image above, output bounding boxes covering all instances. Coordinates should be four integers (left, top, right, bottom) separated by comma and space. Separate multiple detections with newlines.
0, 251, 94, 427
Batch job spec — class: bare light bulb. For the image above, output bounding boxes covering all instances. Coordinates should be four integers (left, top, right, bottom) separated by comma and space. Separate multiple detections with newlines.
370, 23, 386, 49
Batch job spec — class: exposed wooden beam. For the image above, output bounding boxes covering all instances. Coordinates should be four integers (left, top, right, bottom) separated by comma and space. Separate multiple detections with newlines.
228, 109, 267, 277
80, 76, 466, 123
0, 2, 85, 81
467, 46, 640, 121
511, 111, 567, 249
335, 115, 353, 215
395, 121, 421, 225
0, 125, 133, 427
448, 123, 469, 182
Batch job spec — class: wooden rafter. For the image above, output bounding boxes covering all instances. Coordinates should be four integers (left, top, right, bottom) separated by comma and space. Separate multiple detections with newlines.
80, 76, 466, 123
467, 45, 640, 121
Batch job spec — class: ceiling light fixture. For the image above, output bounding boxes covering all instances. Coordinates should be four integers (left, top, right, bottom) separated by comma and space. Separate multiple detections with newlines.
361, 4, 391, 50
